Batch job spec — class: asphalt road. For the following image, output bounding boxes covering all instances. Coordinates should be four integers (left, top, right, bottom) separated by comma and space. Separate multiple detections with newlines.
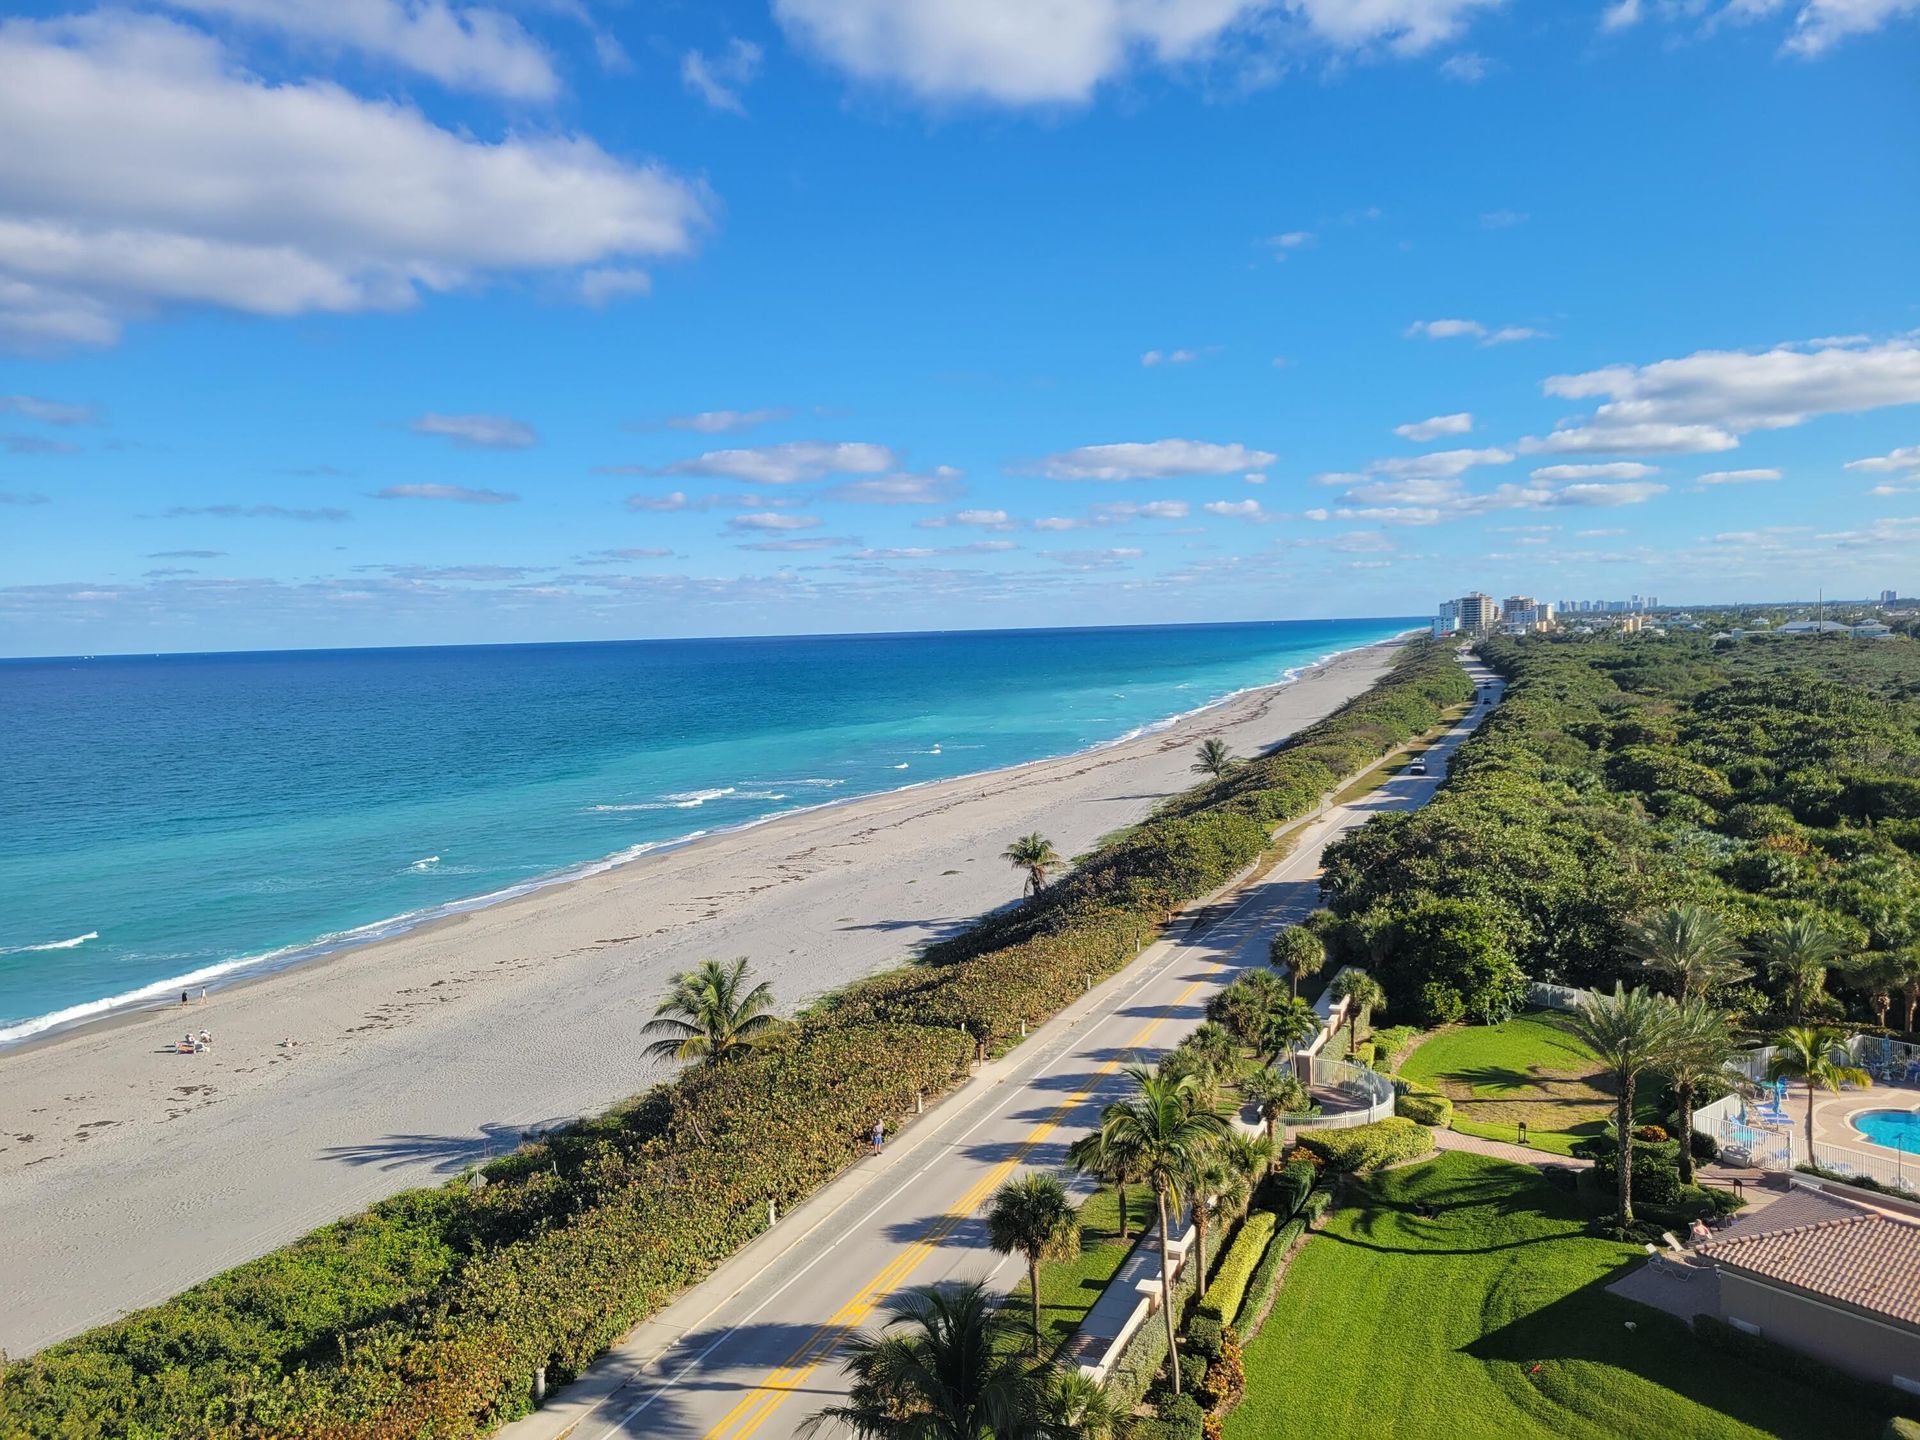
518, 652, 1501, 1440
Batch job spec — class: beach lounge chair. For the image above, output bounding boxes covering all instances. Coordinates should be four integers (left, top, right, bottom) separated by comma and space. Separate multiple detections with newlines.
1660, 1231, 1686, 1255
1645, 1246, 1696, 1281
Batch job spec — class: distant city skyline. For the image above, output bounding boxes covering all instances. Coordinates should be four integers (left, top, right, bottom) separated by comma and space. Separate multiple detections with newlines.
1, 2, 1917, 656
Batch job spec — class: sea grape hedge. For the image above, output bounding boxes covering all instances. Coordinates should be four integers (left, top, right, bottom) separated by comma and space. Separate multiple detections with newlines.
1197, 1210, 1277, 1324
1294, 1117, 1434, 1172
0, 639, 1467, 1439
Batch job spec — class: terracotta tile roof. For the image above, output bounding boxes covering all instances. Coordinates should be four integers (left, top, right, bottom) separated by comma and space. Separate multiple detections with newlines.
1696, 1189, 1920, 1326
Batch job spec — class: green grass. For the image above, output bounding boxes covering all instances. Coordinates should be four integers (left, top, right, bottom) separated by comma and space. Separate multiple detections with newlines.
1003, 1185, 1153, 1358
1226, 1152, 1893, 1440
1399, 1010, 1621, 1156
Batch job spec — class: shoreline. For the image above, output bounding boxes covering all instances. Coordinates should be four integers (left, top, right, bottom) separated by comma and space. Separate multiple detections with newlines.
1, 630, 1414, 1055
0, 634, 1408, 1357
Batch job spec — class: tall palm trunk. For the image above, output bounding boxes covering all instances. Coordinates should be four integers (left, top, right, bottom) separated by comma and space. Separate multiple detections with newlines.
1616, 1074, 1635, 1226
1116, 1181, 1130, 1242
1157, 1183, 1181, 1397
1194, 1201, 1210, 1288
1676, 1079, 1696, 1186
1904, 985, 1917, 1033
1804, 1081, 1817, 1164
1027, 1256, 1043, 1357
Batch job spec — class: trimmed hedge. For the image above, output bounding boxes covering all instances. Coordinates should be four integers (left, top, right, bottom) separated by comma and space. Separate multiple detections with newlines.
1234, 1216, 1306, 1332
0, 642, 1470, 1439
1295, 1117, 1433, 1171
1198, 1210, 1277, 1323
1396, 1085, 1454, 1128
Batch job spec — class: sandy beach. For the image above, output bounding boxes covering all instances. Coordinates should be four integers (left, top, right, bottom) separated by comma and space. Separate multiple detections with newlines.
0, 638, 1402, 1357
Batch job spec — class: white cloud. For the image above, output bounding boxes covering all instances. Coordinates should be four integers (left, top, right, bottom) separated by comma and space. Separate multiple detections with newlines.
771, 0, 1502, 106
665, 408, 793, 434
1772, 0, 1920, 55
917, 508, 1018, 531
1485, 325, 1546, 344
1141, 347, 1201, 366
1266, 230, 1315, 259
682, 38, 764, 114
1439, 50, 1491, 81
0, 13, 710, 349
1696, 467, 1783, 484
1529, 462, 1660, 481
375, 482, 517, 503
1041, 546, 1144, 568
158, 0, 559, 99
622, 490, 798, 512
1032, 516, 1086, 532
820, 468, 965, 504
0, 393, 98, 425
654, 441, 896, 484
1601, 0, 1641, 28
409, 412, 537, 449
1093, 499, 1191, 521
1480, 209, 1528, 228
728, 512, 822, 532
1394, 411, 1472, 441
1844, 445, 1920, 473
578, 268, 652, 306
1037, 438, 1277, 481
1525, 338, 1920, 456
1553, 481, 1668, 506
850, 540, 1018, 559
1406, 317, 1485, 340
578, 547, 675, 562
1203, 499, 1266, 518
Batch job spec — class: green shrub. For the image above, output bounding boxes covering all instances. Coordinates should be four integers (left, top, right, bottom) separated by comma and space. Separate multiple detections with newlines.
1396, 1086, 1453, 1128
1884, 1418, 1920, 1440
1273, 1160, 1315, 1221
1295, 1117, 1432, 1172
1348, 1040, 1379, 1067
1186, 1314, 1224, 1361
1235, 1217, 1306, 1332
1176, 1351, 1209, 1398
1302, 1189, 1332, 1225
1161, 1391, 1206, 1439
1198, 1209, 1277, 1323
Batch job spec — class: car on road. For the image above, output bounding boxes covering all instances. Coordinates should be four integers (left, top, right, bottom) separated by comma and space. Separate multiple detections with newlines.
1408, 757, 1428, 775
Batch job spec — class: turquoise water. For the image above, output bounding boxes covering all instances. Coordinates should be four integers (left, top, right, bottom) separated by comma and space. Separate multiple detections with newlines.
1855, 1108, 1920, 1154
0, 618, 1412, 1042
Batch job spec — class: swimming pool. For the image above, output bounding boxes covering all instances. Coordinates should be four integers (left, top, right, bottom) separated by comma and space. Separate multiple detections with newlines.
1853, 1108, 1920, 1154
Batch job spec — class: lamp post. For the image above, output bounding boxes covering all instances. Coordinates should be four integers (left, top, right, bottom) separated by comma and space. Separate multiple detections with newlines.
1517, 1121, 1529, 1147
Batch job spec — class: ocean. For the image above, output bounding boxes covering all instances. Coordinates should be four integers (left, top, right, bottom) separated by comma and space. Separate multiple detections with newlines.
0, 618, 1413, 1042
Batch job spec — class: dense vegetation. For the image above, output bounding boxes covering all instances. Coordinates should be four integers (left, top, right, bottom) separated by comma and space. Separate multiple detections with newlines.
1224, 1152, 1896, 1440
1319, 634, 1920, 1033
0, 642, 1470, 1438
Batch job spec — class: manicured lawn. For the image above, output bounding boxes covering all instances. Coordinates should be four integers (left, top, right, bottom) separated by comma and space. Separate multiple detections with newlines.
1003, 1184, 1153, 1358
1226, 1152, 1893, 1440
1400, 1010, 1619, 1156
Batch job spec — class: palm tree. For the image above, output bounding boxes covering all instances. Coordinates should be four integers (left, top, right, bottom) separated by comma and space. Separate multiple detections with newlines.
803, 1280, 1048, 1439
1038, 1369, 1120, 1439
987, 1173, 1082, 1357
1090, 1065, 1230, 1396
1207, 969, 1285, 1050
1269, 926, 1326, 1000
1568, 984, 1676, 1229
1192, 738, 1233, 779
1845, 951, 1910, 1030
1900, 947, 1920, 1034
1330, 969, 1385, 1055
1653, 997, 1743, 1185
1220, 1128, 1275, 1191
1241, 1067, 1310, 1148
1621, 904, 1750, 999
1766, 1026, 1872, 1165
1261, 996, 1322, 1063
639, 957, 783, 1066
1756, 917, 1848, 1022
1002, 832, 1062, 897
1065, 1128, 1143, 1243
1185, 1138, 1255, 1285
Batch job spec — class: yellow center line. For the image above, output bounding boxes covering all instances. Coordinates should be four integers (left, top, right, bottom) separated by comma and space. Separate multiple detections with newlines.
701, 960, 1223, 1440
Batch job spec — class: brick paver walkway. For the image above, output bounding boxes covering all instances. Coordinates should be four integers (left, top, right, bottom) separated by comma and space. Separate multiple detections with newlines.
1431, 1126, 1563, 1168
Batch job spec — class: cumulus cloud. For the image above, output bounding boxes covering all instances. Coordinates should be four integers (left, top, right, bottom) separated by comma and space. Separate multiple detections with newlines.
1394, 412, 1472, 441
1696, 467, 1783, 484
375, 483, 518, 503
409, 412, 537, 449
1037, 438, 1278, 481
648, 441, 896, 484
917, 508, 1019, 531
664, 407, 794, 434
1529, 462, 1660, 482
157, 0, 560, 100
1844, 444, 1920, 473
771, 0, 1502, 106
1202, 498, 1267, 518
819, 468, 966, 505
682, 38, 763, 114
1094, 499, 1191, 521
1141, 347, 1202, 366
1523, 338, 1920, 456
849, 540, 1017, 560
0, 13, 710, 349
727, 511, 822, 532
734, 534, 858, 552
0, 393, 98, 425
577, 268, 652, 307
623, 490, 799, 512
1404, 318, 1546, 345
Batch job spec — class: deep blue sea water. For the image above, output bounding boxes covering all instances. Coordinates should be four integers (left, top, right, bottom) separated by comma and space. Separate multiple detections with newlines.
0, 618, 1413, 1042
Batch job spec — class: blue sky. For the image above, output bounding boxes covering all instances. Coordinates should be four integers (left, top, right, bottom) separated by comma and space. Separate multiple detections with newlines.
1, 0, 1916, 655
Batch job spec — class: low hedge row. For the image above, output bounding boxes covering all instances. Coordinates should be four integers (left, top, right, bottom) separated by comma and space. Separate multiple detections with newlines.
1234, 1216, 1307, 1333
0, 642, 1467, 1438
1197, 1210, 1276, 1324
1395, 1084, 1454, 1128
1295, 1117, 1433, 1172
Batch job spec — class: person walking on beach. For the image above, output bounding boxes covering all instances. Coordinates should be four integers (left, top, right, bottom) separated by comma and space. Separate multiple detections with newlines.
181, 990, 190, 1007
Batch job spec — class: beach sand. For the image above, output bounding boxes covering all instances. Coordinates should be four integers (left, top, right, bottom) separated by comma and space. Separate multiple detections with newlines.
0, 638, 1402, 1356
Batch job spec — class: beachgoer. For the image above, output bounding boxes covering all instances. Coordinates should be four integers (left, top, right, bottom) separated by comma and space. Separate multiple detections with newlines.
869, 1120, 885, 1154
182, 991, 190, 1007
199, 988, 208, 1006
199, 1029, 211, 1048
1689, 1217, 1712, 1248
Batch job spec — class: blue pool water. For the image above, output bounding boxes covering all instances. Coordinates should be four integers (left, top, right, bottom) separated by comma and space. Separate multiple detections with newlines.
1854, 1108, 1920, 1154
0, 617, 1414, 1042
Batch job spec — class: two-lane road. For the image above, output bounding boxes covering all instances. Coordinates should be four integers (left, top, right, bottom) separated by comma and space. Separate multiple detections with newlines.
520, 653, 1502, 1440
